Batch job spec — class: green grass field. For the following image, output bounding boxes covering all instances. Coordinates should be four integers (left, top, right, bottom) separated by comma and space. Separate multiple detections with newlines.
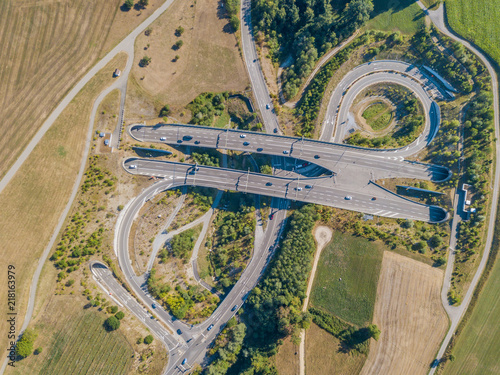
446, 0, 500, 66
365, 0, 425, 35
8, 298, 133, 375
443, 254, 500, 374
362, 102, 393, 131
309, 232, 384, 327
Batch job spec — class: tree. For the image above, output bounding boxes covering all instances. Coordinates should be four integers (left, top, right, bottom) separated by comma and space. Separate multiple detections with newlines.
107, 305, 119, 314
123, 0, 134, 10
138, 0, 149, 7
174, 40, 184, 49
368, 324, 381, 341
104, 316, 120, 331
175, 26, 185, 36
260, 165, 273, 175
16, 329, 37, 358
140, 56, 152, 67
34, 347, 43, 355
230, 15, 240, 31
115, 311, 125, 320
174, 55, 180, 61
144, 335, 154, 344
159, 105, 170, 117
429, 234, 443, 248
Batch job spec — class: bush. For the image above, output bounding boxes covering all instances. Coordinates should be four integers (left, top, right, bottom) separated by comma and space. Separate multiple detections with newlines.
104, 316, 120, 331
159, 105, 170, 117
175, 26, 184, 36
140, 56, 152, 67
123, 0, 134, 9
115, 311, 125, 320
368, 324, 381, 341
230, 15, 240, 31
34, 347, 43, 355
144, 335, 154, 345
107, 305, 119, 314
117, 205, 124, 211
175, 40, 184, 49
16, 329, 37, 358
429, 234, 443, 248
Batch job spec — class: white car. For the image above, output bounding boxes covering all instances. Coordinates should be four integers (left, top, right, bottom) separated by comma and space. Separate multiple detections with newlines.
160, 137, 166, 141
345, 196, 352, 200
283, 150, 289, 154
240, 134, 246, 138
129, 165, 137, 169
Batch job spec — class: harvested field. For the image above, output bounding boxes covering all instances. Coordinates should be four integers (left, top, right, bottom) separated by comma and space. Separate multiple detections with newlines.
274, 336, 299, 375
360, 251, 448, 375
127, 0, 249, 117
0, 54, 127, 359
0, 0, 167, 178
305, 323, 367, 375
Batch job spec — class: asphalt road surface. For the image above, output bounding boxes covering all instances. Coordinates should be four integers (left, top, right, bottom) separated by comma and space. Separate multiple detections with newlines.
113, 176, 288, 373
123, 158, 448, 223
129, 124, 451, 183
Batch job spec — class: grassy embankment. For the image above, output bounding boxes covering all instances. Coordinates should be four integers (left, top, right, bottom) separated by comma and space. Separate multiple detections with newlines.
365, 0, 425, 35
0, 53, 127, 359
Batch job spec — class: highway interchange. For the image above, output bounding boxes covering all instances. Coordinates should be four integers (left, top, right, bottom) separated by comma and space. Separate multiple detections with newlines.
106, 37, 456, 374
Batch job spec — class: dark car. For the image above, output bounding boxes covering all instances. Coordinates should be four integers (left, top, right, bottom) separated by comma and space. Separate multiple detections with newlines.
231, 305, 238, 311
305, 185, 312, 189
194, 140, 200, 144
207, 324, 214, 331
314, 155, 320, 159
372, 197, 377, 200
243, 141, 250, 146
257, 147, 263, 152
266, 182, 273, 186
183, 135, 193, 141
177, 329, 182, 335
273, 128, 278, 133
152, 303, 157, 309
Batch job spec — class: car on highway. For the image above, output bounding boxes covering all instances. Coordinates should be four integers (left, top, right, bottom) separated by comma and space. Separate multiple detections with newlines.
314, 155, 320, 159
152, 303, 156, 309
270, 213, 274, 220
283, 150, 289, 154
345, 196, 353, 200
295, 187, 302, 191
266, 182, 273, 186
177, 329, 182, 335
104, 139, 109, 146
182, 358, 187, 365
266, 103, 271, 109
305, 185, 312, 189
231, 305, 238, 311
194, 140, 200, 144
129, 165, 137, 169
372, 197, 377, 200
243, 141, 250, 146
257, 147, 263, 152
273, 128, 278, 133
240, 134, 246, 138
183, 135, 193, 141
207, 324, 214, 331
160, 137, 166, 141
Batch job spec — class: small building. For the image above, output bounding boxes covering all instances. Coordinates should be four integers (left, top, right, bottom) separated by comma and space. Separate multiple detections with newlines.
462, 183, 476, 220
113, 69, 121, 77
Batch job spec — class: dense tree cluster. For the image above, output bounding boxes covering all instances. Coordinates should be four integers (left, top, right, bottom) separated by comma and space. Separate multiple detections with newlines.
224, 0, 240, 31
161, 228, 198, 261
204, 321, 246, 374
192, 151, 220, 167
208, 200, 255, 289
252, 0, 373, 99
189, 92, 230, 126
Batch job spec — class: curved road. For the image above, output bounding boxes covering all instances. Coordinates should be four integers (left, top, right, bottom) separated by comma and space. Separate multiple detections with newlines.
414, 2, 500, 372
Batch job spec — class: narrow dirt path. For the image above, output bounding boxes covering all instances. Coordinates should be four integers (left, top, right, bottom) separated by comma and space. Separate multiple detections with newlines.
299, 225, 333, 375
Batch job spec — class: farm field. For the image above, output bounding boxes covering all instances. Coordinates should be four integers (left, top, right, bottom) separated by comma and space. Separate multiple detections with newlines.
0, 0, 166, 179
446, 0, 500, 66
6, 297, 134, 375
365, 0, 425, 35
309, 231, 384, 326
0, 54, 127, 360
360, 251, 448, 375
126, 0, 249, 119
442, 251, 500, 374
305, 323, 367, 375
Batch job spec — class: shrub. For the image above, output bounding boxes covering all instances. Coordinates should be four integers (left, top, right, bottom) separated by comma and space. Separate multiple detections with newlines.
123, 0, 134, 9
140, 56, 152, 67
104, 316, 120, 331
175, 40, 184, 49
16, 329, 37, 358
368, 324, 381, 341
175, 26, 184, 36
117, 205, 124, 211
115, 311, 125, 320
144, 335, 154, 344
159, 105, 170, 117
107, 305, 119, 314
34, 347, 43, 355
